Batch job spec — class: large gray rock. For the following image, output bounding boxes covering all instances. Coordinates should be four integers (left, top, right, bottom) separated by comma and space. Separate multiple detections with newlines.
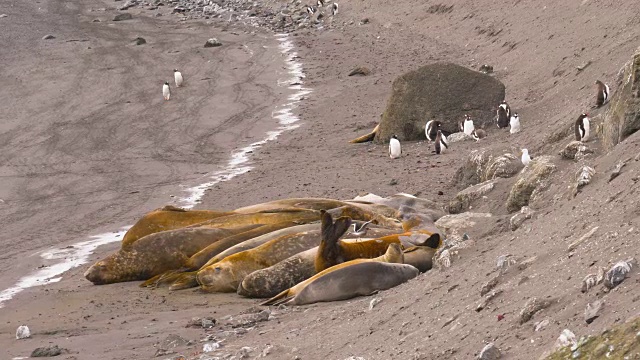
448, 179, 497, 214
453, 149, 521, 187
375, 63, 505, 143
601, 46, 640, 151
505, 156, 556, 213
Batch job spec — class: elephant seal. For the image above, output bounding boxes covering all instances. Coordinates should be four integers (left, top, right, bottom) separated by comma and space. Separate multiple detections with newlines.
139, 222, 300, 288
238, 241, 407, 298
315, 211, 403, 273
84, 225, 257, 285
193, 208, 321, 229
402, 246, 437, 273
349, 123, 379, 143
262, 245, 418, 306
233, 198, 350, 214
196, 229, 325, 293
122, 205, 232, 247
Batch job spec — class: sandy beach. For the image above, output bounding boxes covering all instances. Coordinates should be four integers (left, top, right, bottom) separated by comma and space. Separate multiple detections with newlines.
2, 0, 640, 359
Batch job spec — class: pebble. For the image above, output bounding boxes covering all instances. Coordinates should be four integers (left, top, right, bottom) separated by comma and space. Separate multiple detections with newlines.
604, 258, 636, 289
369, 297, 381, 310
42, 34, 55, 40
584, 300, 603, 324
204, 38, 222, 48
477, 343, 501, 359
133, 37, 146, 45
31, 345, 67, 357
555, 329, 577, 349
16, 325, 31, 339
0, 14, 7, 18
113, 13, 133, 21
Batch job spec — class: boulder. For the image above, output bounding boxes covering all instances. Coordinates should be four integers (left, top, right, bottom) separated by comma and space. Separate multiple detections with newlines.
601, 46, 640, 151
375, 62, 505, 143
447, 132, 474, 143
453, 149, 521, 187
113, 13, 133, 21
509, 206, 535, 231
506, 156, 556, 213
448, 179, 497, 214
204, 38, 222, 48
559, 141, 592, 160
435, 212, 492, 239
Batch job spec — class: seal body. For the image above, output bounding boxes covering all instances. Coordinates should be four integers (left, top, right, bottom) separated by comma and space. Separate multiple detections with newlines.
509, 113, 521, 134
574, 113, 590, 141
122, 206, 231, 248
434, 130, 448, 154
84, 227, 247, 285
174, 70, 183, 87
163, 81, 170, 100
389, 135, 401, 159
402, 246, 436, 272
595, 80, 610, 107
263, 261, 419, 306
497, 100, 510, 128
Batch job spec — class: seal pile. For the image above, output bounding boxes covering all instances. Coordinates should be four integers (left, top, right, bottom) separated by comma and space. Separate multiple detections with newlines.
84, 194, 445, 305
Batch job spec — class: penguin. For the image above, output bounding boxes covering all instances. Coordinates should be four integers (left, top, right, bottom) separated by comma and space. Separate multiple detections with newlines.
520, 148, 531, 166
574, 113, 590, 142
316, 0, 324, 6
174, 69, 183, 87
331, 2, 338, 16
163, 81, 171, 101
595, 80, 610, 107
509, 113, 521, 134
435, 130, 448, 155
463, 114, 475, 136
497, 100, 510, 128
306, 6, 315, 15
425, 120, 441, 141
389, 135, 401, 159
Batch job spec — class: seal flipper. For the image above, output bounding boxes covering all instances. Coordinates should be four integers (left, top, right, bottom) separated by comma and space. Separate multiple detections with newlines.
316, 211, 353, 272
349, 124, 379, 143
169, 271, 199, 291
261, 289, 294, 306
139, 268, 190, 288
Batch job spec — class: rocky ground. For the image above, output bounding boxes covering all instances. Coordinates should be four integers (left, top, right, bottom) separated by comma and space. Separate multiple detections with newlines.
1, 0, 640, 359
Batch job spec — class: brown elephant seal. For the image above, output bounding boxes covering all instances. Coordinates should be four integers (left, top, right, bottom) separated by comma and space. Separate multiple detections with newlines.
196, 229, 325, 293
239, 243, 405, 298
315, 211, 402, 273
402, 246, 437, 273
262, 245, 417, 306
192, 208, 321, 229
349, 123, 379, 143
233, 198, 350, 214
121, 206, 232, 247
84, 225, 257, 285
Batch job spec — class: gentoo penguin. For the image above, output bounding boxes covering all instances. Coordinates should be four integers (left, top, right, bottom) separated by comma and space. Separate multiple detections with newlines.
174, 69, 183, 87
509, 113, 521, 134
574, 113, 590, 142
389, 135, 401, 159
331, 2, 338, 16
497, 100, 511, 128
163, 81, 171, 101
425, 120, 441, 141
520, 149, 531, 166
316, 0, 324, 6
435, 130, 448, 155
595, 80, 610, 107
463, 114, 475, 136
306, 6, 315, 15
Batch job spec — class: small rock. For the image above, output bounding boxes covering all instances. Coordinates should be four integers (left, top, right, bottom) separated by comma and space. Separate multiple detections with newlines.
581, 267, 605, 293
133, 37, 146, 45
344, 357, 366, 360
477, 342, 501, 359
603, 258, 636, 289
237, 346, 252, 359
567, 226, 599, 252
223, 309, 270, 327
16, 325, 31, 339
480, 274, 499, 296
157, 334, 192, 351
479, 64, 494, 74
113, 13, 133, 21
0, 14, 8, 18
31, 345, 68, 357
204, 38, 222, 48
476, 289, 503, 312
573, 165, 596, 197
519, 297, 552, 324
42, 34, 55, 40
348, 66, 371, 76
497, 254, 517, 273
186, 317, 216, 328
555, 329, 577, 349
359, 18, 369, 25
585, 300, 603, 324
261, 344, 273, 357
368, 297, 381, 310
559, 141, 592, 160
534, 319, 549, 332
389, 178, 398, 185
447, 132, 474, 143
203, 341, 222, 352
608, 160, 626, 183
509, 206, 535, 231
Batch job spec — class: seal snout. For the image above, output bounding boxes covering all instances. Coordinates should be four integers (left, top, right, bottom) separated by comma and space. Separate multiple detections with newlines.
84, 262, 108, 285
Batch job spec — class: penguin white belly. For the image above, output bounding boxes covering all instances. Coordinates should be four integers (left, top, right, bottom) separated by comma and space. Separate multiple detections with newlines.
389, 139, 401, 159
425, 120, 433, 141
463, 121, 474, 136
510, 117, 521, 134
163, 84, 170, 100
603, 85, 610, 104
582, 118, 590, 141
175, 72, 183, 87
